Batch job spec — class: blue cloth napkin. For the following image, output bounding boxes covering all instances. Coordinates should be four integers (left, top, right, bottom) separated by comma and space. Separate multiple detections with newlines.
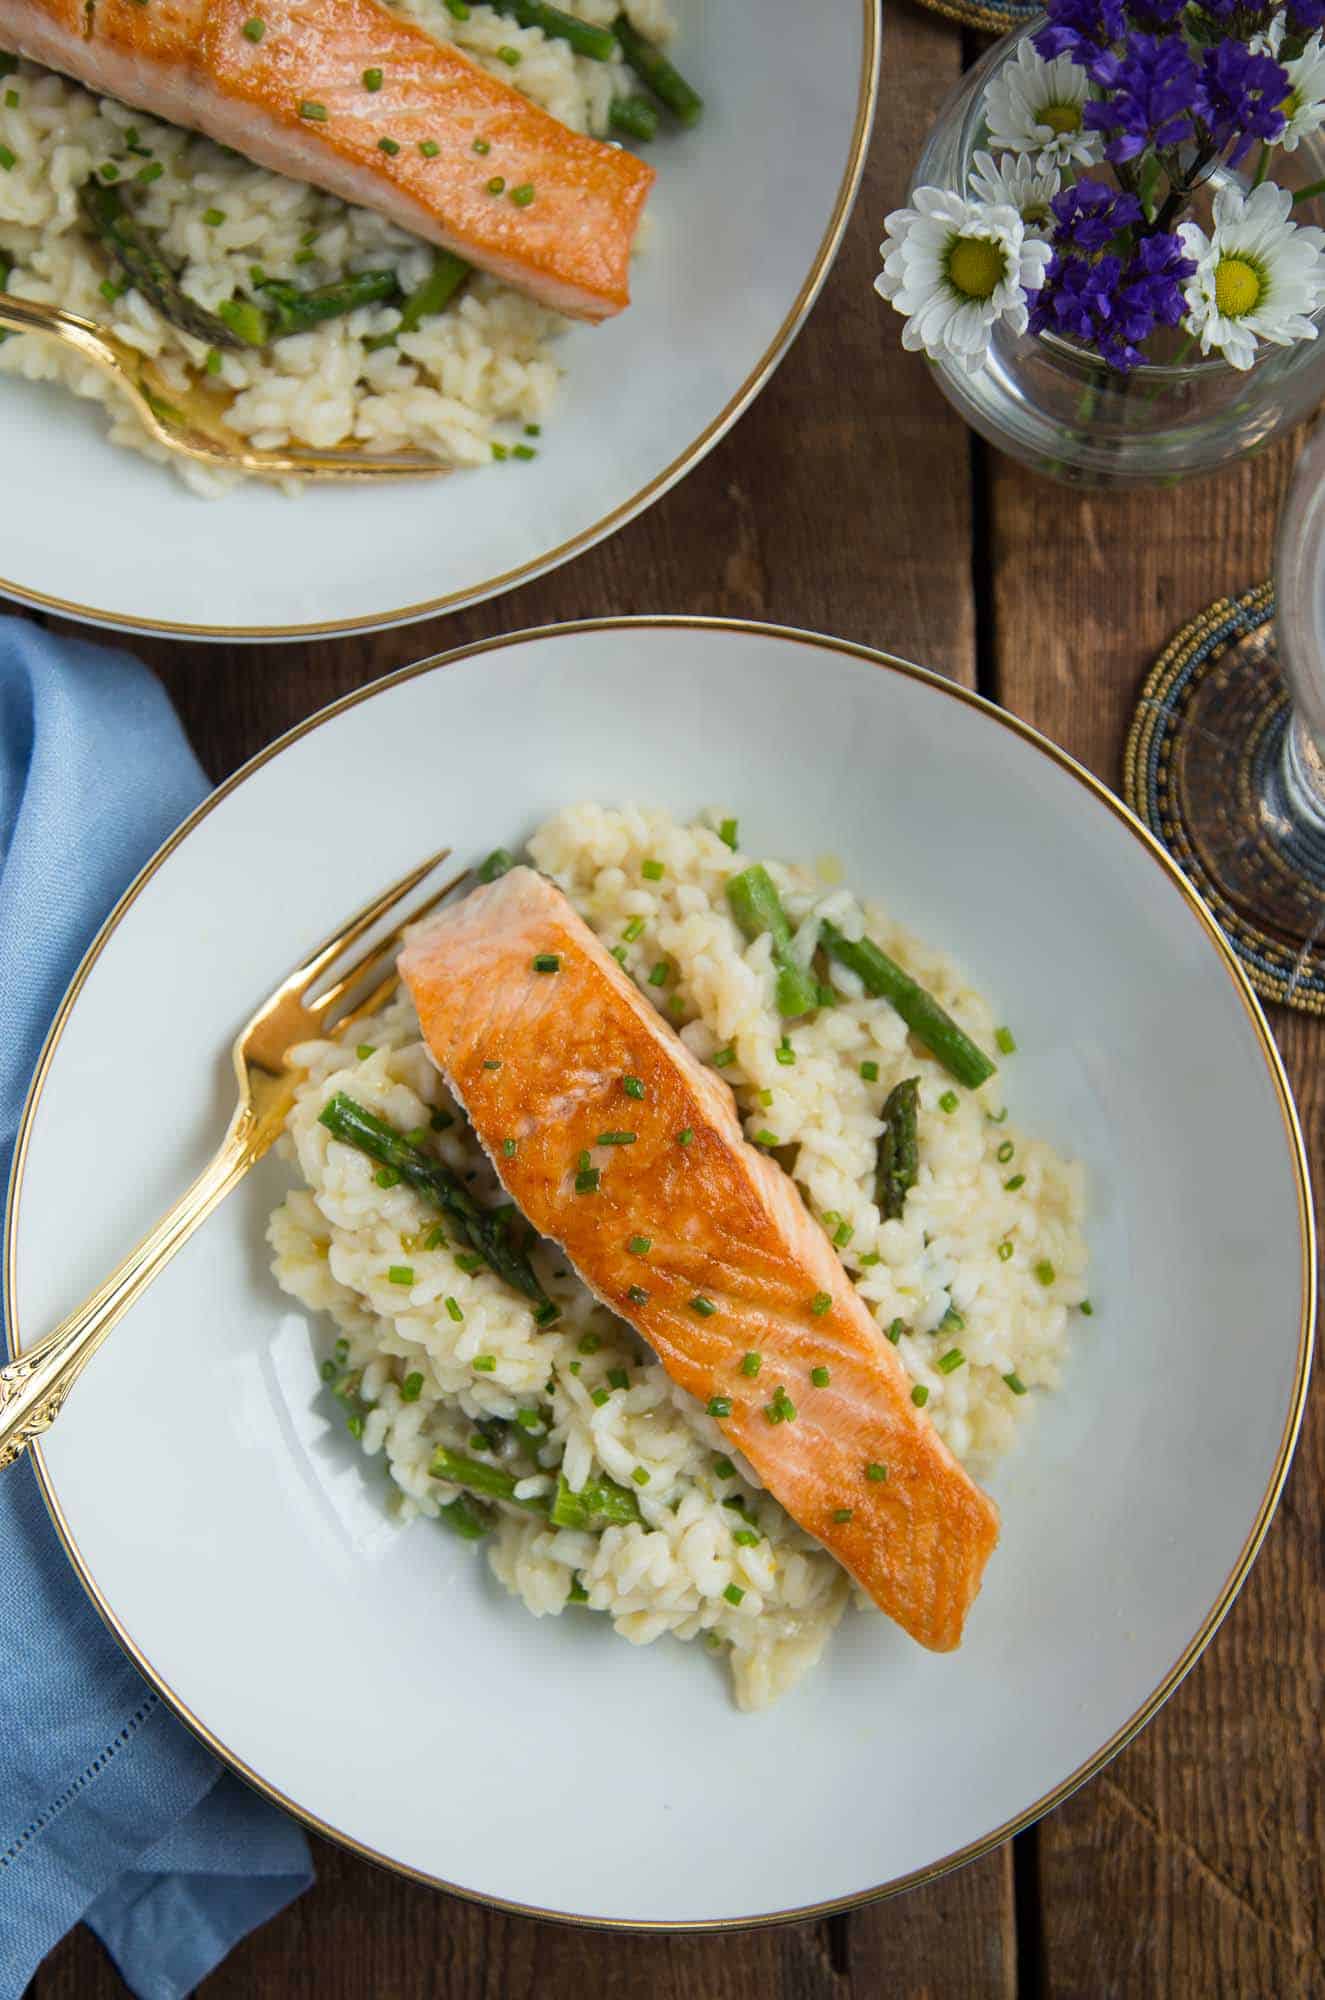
0, 620, 314, 1999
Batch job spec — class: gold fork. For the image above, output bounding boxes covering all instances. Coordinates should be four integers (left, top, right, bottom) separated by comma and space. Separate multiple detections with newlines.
0, 848, 467, 1468
0, 293, 449, 482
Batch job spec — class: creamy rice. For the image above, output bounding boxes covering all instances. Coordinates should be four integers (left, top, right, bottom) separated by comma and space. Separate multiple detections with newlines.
0, 0, 673, 494
269, 806, 1090, 1709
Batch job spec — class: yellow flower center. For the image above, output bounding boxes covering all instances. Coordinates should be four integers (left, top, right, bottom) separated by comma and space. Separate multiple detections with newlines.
1039, 101, 1082, 136
1280, 88, 1301, 120
947, 235, 1006, 301
1214, 255, 1264, 319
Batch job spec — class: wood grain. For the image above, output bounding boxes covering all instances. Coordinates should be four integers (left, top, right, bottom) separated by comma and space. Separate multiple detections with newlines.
987, 434, 1325, 2000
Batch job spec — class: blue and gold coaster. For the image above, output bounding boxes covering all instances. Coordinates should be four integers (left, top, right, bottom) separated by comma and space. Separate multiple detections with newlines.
911, 0, 1040, 36
1123, 580, 1325, 1015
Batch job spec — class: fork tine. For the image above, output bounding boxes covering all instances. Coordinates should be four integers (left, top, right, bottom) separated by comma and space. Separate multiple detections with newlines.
312, 866, 469, 1026
294, 847, 453, 996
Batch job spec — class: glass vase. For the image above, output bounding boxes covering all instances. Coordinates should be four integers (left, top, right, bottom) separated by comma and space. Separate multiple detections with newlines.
913, 20, 1325, 490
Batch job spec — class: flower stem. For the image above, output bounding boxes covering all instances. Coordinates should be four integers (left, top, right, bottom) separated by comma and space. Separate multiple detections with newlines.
1252, 144, 1272, 190
1292, 177, 1325, 206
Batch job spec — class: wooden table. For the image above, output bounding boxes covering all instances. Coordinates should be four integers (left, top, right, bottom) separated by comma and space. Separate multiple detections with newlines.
25, 10, 1324, 1994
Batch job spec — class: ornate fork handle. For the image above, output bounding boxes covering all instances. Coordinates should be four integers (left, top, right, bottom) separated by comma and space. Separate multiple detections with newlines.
0, 1108, 258, 1468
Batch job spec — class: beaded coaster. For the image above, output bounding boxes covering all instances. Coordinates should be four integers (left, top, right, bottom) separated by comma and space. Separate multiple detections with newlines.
911, 0, 1040, 37
1123, 580, 1325, 1015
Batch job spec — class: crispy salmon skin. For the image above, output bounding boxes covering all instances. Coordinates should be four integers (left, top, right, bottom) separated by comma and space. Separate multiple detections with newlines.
399, 867, 1001, 1653
0, 0, 656, 318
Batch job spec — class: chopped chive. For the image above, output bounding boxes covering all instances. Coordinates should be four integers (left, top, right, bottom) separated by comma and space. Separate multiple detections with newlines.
568, 1361, 581, 1375
510, 182, 535, 206
810, 1365, 831, 1388
363, 66, 383, 89
833, 1221, 853, 1248
378, 136, 401, 155
723, 1582, 745, 1606
454, 1253, 484, 1276
567, 1577, 590, 1603
387, 1265, 414, 1286
534, 1302, 560, 1328
733, 1527, 759, 1546
632, 1467, 650, 1486
418, 139, 440, 157
486, 175, 506, 194
860, 1060, 880, 1082
577, 1333, 601, 1355
810, 1293, 831, 1318
242, 16, 265, 40
832, 1507, 855, 1523
512, 443, 537, 460
532, 953, 560, 972
885, 1318, 905, 1344
816, 985, 838, 1008
677, 1128, 694, 1146
99, 279, 124, 303
739, 1352, 762, 1377
988, 1106, 1009, 1124
525, 423, 541, 436
764, 1385, 797, 1424
627, 1284, 649, 1306
641, 858, 664, 881
607, 1368, 629, 1391
627, 1235, 652, 1257
1005, 1174, 1026, 1191
691, 1297, 717, 1318
299, 100, 328, 120
995, 1026, 1017, 1055
719, 817, 739, 850
722, 1495, 746, 1511
1080, 1299, 1095, 1316
400, 1371, 424, 1402
776, 1038, 796, 1066
320, 1358, 336, 1383
622, 1075, 645, 1101
591, 1387, 610, 1407
135, 160, 163, 183
755, 1130, 780, 1148
574, 1168, 600, 1194
374, 1166, 400, 1189
502, 1138, 517, 1157
911, 1384, 929, 1407
937, 1347, 965, 1374
707, 1395, 732, 1417
447, 0, 471, 14
859, 1251, 882, 1267
356, 1043, 376, 1060
997, 1140, 1015, 1164
472, 134, 490, 153
714, 1455, 736, 1479
334, 1339, 350, 1363
596, 1131, 637, 1146
497, 43, 521, 63
293, 248, 315, 265
202, 206, 227, 226
941, 1306, 966, 1332
998, 1240, 1014, 1262
939, 1089, 959, 1114
346, 1413, 364, 1438
757, 1089, 774, 1109
648, 961, 670, 988
472, 1352, 495, 1369
1034, 1259, 1056, 1286
712, 1046, 735, 1068
611, 946, 628, 965
622, 917, 646, 945
1004, 1370, 1029, 1395
865, 1461, 888, 1482
445, 1297, 464, 1323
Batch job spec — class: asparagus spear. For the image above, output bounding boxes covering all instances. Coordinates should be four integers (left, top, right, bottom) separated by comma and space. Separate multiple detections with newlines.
429, 1446, 548, 1510
490, 0, 616, 59
609, 94, 659, 141
477, 847, 516, 883
874, 1076, 920, 1221
397, 250, 470, 335
549, 1469, 641, 1530
437, 1494, 492, 1540
255, 267, 400, 336
318, 1093, 552, 1310
819, 925, 997, 1090
78, 178, 251, 348
725, 864, 819, 1018
614, 15, 703, 125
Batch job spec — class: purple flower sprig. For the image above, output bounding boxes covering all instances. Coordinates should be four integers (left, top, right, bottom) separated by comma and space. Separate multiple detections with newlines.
1199, 40, 1291, 166
1028, 179, 1197, 372
1083, 30, 1203, 162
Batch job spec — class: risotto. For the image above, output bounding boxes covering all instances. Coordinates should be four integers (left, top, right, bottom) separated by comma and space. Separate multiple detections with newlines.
269, 806, 1090, 1709
0, 0, 675, 495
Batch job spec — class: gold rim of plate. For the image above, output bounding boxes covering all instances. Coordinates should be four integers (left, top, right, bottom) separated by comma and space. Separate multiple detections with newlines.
5, 616, 1316, 1930
0, 2, 882, 642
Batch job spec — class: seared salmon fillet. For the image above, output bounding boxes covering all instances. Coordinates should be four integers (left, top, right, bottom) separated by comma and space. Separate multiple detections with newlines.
0, 0, 655, 318
399, 868, 1001, 1653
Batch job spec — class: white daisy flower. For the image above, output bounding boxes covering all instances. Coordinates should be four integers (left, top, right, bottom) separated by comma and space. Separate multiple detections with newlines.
875, 186, 1053, 376
967, 149, 1061, 237
1281, 30, 1325, 150
1250, 9, 1286, 54
1178, 181, 1325, 371
983, 41, 1103, 169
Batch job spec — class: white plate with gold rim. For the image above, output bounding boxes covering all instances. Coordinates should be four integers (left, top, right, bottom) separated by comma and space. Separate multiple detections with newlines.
0, 3, 878, 642
6, 620, 1313, 1926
